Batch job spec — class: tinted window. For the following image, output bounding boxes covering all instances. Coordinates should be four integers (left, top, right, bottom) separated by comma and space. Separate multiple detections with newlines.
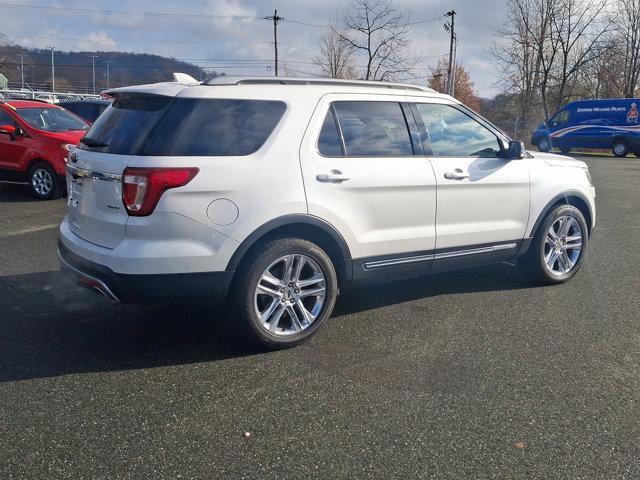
333, 101, 413, 157
64, 104, 97, 122
318, 109, 343, 156
415, 103, 499, 157
81, 95, 172, 154
17, 107, 89, 133
144, 99, 286, 156
0, 110, 16, 126
550, 110, 569, 127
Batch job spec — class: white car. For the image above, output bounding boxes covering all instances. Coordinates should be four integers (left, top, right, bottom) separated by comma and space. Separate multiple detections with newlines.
59, 76, 596, 349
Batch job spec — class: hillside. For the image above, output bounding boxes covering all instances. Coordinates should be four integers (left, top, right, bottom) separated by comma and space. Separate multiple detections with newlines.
0, 43, 212, 93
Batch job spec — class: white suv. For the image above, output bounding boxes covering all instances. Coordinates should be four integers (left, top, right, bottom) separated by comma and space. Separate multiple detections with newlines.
59, 76, 596, 349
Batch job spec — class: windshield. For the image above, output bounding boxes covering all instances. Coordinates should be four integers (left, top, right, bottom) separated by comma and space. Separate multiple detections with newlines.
17, 107, 89, 132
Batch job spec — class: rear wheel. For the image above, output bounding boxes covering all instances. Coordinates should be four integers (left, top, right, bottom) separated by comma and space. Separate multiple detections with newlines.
538, 138, 552, 153
230, 238, 338, 349
28, 162, 63, 200
612, 139, 629, 158
519, 204, 588, 285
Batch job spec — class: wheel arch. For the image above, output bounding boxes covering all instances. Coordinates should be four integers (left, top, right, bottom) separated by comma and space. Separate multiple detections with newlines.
27, 157, 56, 174
530, 191, 593, 239
226, 215, 353, 286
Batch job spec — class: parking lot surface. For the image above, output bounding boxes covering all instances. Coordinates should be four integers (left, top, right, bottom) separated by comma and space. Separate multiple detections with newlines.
1, 155, 639, 479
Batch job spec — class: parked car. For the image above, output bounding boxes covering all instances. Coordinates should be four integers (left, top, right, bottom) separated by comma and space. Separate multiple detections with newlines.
0, 99, 90, 199
58, 99, 111, 124
34, 94, 60, 104
59, 76, 596, 349
531, 98, 640, 157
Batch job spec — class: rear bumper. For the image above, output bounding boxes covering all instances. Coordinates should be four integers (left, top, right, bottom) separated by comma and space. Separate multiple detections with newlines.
58, 240, 233, 305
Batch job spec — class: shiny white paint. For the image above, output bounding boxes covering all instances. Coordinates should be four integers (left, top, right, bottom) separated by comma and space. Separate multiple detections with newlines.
59, 79, 596, 278
299, 93, 438, 258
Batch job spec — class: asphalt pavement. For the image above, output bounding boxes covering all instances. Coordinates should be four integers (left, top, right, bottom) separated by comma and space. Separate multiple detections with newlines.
1, 155, 639, 479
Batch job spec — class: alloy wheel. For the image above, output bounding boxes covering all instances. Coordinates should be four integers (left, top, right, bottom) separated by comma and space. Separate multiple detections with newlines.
254, 254, 326, 336
543, 215, 583, 276
32, 168, 53, 196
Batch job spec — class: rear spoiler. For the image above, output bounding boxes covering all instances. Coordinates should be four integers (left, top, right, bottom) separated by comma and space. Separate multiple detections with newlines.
102, 72, 200, 98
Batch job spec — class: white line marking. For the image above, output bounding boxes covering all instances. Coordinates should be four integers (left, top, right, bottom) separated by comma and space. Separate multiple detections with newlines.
0, 224, 59, 239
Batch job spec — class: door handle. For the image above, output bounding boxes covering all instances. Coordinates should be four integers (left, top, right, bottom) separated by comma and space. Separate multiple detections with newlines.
316, 169, 351, 183
444, 168, 470, 180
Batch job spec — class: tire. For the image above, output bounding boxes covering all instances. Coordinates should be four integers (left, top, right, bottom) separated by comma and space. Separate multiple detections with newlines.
538, 138, 552, 153
612, 139, 629, 158
28, 162, 63, 200
518, 204, 588, 285
230, 238, 338, 349
559, 146, 572, 154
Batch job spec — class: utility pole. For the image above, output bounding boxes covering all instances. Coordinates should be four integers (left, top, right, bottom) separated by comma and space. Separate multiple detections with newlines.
91, 55, 98, 94
19, 55, 24, 90
445, 10, 456, 96
49, 45, 55, 93
263, 9, 284, 76
105, 61, 111, 90
451, 33, 458, 97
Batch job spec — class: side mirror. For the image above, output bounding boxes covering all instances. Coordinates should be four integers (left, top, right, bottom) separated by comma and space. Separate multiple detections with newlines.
0, 124, 17, 141
507, 140, 526, 159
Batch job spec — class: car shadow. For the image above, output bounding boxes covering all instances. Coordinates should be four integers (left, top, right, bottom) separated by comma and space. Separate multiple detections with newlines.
0, 181, 35, 203
0, 264, 533, 383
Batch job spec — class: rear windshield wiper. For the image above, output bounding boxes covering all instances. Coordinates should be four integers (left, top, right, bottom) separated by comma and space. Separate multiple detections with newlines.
81, 137, 108, 148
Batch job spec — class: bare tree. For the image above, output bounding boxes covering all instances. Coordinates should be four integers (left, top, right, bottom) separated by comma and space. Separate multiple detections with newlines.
333, 0, 417, 81
313, 30, 356, 79
550, 0, 612, 112
492, 0, 611, 124
618, 0, 640, 97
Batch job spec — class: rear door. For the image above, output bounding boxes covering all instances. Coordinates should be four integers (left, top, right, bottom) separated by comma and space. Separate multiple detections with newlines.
412, 100, 529, 261
66, 94, 172, 248
300, 95, 437, 270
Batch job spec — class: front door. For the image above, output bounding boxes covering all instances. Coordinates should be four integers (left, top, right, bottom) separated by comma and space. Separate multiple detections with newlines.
413, 101, 530, 269
0, 109, 28, 170
299, 96, 437, 277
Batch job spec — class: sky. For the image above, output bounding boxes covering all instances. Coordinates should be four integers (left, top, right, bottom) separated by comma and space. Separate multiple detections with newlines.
0, 0, 505, 97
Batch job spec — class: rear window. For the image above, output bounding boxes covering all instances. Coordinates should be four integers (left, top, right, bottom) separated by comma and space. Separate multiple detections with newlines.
81, 95, 171, 154
80, 95, 286, 156
144, 99, 286, 156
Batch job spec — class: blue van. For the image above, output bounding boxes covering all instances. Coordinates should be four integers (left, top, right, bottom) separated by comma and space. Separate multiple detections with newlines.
531, 99, 640, 157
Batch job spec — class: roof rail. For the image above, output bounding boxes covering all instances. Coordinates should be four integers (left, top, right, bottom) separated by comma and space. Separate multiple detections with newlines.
203, 75, 433, 93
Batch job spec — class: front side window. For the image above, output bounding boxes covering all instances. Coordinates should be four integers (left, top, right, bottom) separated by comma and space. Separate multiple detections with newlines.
415, 103, 500, 157
332, 101, 414, 157
550, 110, 569, 127
17, 107, 89, 133
0, 110, 16, 126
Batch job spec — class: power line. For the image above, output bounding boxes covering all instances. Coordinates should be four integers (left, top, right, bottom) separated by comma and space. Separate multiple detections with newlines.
0, 2, 257, 20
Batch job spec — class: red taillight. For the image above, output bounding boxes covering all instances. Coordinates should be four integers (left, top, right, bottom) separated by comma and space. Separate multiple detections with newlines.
122, 167, 199, 216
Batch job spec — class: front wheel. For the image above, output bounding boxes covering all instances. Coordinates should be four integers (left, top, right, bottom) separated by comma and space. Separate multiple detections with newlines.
538, 138, 552, 153
612, 139, 629, 158
28, 162, 63, 200
230, 238, 338, 349
519, 204, 588, 285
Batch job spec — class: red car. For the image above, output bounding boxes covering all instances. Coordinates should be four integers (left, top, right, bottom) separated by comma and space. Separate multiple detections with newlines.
0, 100, 90, 199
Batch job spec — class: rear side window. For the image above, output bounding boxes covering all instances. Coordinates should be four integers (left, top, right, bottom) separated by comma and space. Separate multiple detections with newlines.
318, 108, 343, 156
331, 101, 413, 157
144, 99, 286, 156
82, 95, 171, 154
